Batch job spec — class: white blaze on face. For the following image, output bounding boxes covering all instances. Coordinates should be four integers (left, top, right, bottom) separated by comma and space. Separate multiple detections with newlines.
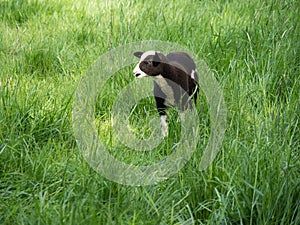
133, 50, 156, 78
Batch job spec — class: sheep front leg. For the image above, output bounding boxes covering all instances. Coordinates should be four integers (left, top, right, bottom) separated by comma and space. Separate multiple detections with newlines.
155, 96, 168, 138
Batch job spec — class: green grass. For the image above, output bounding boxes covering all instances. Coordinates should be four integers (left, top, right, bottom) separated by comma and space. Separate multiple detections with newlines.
0, 0, 299, 224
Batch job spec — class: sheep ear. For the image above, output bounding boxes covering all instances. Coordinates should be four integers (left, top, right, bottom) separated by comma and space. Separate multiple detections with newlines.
152, 51, 162, 67
133, 51, 144, 58
154, 51, 160, 60
154, 51, 164, 61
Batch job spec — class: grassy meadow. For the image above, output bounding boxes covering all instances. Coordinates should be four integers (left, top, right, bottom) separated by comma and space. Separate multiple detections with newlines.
0, 0, 299, 224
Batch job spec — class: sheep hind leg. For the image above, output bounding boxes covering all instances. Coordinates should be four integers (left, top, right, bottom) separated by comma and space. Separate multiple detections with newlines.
160, 114, 168, 138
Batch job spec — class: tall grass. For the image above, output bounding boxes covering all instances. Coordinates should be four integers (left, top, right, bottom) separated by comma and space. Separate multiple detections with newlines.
0, 0, 299, 224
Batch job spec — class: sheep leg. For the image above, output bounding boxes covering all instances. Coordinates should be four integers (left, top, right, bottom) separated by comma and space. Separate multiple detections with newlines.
155, 96, 168, 137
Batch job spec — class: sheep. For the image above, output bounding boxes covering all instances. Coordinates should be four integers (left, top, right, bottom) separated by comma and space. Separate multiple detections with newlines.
133, 50, 199, 137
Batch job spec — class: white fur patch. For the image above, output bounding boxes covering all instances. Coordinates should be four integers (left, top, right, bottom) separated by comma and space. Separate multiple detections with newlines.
191, 69, 197, 80
133, 63, 148, 78
160, 115, 168, 137
154, 75, 176, 106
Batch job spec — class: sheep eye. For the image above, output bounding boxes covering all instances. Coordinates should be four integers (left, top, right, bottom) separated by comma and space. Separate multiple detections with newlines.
144, 60, 152, 65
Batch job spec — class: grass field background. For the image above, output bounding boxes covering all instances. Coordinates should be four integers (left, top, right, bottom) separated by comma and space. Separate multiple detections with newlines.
0, 0, 299, 224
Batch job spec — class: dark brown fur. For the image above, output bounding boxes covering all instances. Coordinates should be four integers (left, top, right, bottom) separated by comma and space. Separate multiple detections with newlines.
134, 51, 198, 113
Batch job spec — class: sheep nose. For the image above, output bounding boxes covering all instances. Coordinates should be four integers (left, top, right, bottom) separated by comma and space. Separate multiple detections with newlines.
134, 73, 141, 77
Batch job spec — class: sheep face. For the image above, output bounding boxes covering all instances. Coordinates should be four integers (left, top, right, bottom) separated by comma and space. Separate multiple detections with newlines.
133, 51, 165, 78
